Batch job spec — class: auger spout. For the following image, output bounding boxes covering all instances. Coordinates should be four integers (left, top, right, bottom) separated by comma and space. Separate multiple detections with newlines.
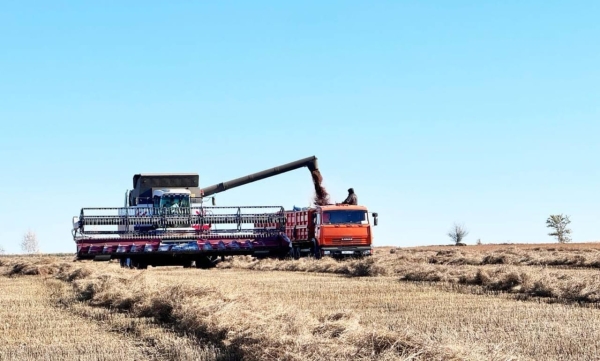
200, 156, 318, 197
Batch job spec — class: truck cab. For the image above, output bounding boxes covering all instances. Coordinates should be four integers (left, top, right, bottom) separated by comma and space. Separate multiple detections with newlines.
311, 204, 377, 258
281, 204, 378, 259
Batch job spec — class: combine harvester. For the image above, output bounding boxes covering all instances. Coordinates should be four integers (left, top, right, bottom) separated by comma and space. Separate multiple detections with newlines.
71, 156, 378, 269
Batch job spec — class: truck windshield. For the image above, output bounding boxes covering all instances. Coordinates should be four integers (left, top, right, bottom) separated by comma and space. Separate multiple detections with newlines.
322, 210, 368, 225
159, 195, 190, 208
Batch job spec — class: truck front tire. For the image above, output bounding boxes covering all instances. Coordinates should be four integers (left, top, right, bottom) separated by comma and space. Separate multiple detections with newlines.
312, 239, 321, 259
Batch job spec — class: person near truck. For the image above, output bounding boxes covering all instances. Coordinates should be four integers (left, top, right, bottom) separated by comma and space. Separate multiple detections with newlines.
341, 188, 357, 205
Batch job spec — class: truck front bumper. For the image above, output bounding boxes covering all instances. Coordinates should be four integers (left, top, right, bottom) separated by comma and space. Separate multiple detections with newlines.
320, 246, 372, 257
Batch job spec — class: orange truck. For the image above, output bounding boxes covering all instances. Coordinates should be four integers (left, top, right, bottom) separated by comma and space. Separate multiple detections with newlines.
257, 204, 378, 258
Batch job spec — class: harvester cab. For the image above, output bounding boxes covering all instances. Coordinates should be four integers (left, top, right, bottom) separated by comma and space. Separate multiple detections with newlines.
150, 189, 191, 208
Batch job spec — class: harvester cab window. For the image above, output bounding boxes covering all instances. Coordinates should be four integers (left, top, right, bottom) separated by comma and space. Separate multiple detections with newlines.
159, 195, 190, 208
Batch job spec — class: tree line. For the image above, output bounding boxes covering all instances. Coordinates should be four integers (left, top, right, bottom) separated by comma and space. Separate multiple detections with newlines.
447, 214, 573, 245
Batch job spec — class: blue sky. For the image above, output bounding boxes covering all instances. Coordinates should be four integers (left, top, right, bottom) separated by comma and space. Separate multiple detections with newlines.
1, 1, 599, 253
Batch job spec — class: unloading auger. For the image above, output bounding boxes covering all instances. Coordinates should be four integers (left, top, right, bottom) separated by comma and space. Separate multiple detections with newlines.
71, 156, 320, 269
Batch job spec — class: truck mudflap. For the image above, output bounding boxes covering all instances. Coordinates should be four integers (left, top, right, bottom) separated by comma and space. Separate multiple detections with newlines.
319, 246, 372, 257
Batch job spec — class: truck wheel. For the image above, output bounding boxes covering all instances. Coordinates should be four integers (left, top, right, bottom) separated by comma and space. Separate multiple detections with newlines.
312, 239, 321, 260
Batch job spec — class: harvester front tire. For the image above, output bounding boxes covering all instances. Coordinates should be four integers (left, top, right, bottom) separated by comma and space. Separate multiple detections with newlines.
195, 255, 219, 269
128, 258, 147, 270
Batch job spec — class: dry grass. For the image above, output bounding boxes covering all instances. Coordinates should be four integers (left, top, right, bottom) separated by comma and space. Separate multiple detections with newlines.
0, 257, 240, 361
3, 243, 600, 360
1, 256, 492, 360
218, 255, 389, 277
0, 274, 155, 360
1, 257, 477, 361
216, 248, 600, 305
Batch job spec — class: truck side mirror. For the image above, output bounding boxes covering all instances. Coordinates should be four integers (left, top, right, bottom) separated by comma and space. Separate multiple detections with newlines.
372, 212, 378, 226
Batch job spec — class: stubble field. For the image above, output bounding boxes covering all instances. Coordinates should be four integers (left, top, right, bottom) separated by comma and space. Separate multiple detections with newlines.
2, 243, 600, 360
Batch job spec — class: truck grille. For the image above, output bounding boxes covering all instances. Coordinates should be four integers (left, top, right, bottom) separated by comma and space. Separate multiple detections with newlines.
330, 238, 368, 246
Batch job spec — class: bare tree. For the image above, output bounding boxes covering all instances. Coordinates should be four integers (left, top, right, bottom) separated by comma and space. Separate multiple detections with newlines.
0, 244, 5, 254
546, 214, 572, 243
448, 222, 469, 245
21, 230, 40, 254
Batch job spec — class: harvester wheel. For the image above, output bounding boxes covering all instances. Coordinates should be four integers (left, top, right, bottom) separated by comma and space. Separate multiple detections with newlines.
195, 255, 219, 269
128, 258, 147, 270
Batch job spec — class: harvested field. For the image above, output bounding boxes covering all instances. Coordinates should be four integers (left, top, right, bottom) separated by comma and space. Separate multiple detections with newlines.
0, 259, 235, 360
2, 243, 600, 360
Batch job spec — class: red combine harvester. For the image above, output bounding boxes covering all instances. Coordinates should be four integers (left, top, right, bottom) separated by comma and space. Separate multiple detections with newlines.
71, 156, 378, 269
